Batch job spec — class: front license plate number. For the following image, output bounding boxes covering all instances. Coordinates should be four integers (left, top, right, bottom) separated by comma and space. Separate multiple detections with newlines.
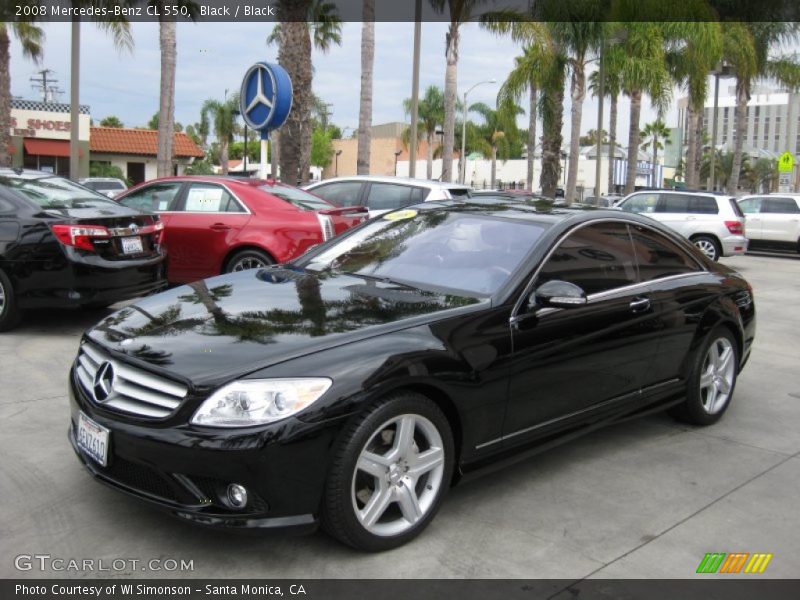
121, 236, 143, 254
77, 412, 110, 467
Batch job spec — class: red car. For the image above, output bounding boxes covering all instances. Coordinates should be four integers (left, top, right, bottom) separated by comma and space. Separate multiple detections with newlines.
117, 176, 368, 284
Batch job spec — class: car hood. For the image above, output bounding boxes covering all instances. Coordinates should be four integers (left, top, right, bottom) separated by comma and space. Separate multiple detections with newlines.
85, 267, 482, 386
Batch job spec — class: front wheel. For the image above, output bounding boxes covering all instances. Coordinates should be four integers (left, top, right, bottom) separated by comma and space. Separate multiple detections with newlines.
0, 270, 22, 332
322, 392, 454, 551
670, 327, 739, 426
691, 235, 721, 262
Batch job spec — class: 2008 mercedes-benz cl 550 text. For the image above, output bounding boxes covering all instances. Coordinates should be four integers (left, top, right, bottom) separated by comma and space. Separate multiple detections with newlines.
68, 204, 755, 551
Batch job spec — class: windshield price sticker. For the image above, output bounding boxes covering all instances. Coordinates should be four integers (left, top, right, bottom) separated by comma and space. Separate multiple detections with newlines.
383, 210, 418, 221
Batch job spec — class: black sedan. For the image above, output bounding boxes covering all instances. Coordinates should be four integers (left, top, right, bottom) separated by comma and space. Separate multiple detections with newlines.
67, 203, 755, 551
0, 169, 167, 331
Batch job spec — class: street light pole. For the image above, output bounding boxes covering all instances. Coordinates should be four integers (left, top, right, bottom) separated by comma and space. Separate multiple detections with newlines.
594, 37, 605, 198
460, 79, 495, 184
408, 0, 422, 178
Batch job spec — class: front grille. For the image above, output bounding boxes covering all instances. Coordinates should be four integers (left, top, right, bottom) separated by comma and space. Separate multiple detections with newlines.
75, 342, 188, 419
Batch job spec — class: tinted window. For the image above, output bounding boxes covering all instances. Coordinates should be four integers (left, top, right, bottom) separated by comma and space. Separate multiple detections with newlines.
447, 188, 471, 199
0, 175, 117, 209
262, 185, 332, 211
659, 194, 691, 213
366, 183, 423, 211
762, 197, 800, 214
311, 181, 363, 207
728, 197, 745, 217
303, 212, 546, 297
689, 196, 719, 214
621, 193, 658, 214
120, 182, 183, 212
738, 198, 762, 214
183, 184, 244, 213
629, 224, 701, 281
537, 222, 638, 295
84, 180, 125, 191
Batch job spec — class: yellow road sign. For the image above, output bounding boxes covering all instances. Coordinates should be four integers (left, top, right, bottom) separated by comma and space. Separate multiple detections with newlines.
778, 151, 794, 173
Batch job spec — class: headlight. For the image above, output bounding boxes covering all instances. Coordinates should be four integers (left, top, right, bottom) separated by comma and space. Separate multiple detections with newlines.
191, 378, 332, 427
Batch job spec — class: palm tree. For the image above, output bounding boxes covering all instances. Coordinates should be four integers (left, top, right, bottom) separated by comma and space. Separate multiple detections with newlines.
403, 86, 445, 179
201, 96, 239, 175
0, 21, 43, 166
431, 0, 491, 183
639, 119, 672, 172
357, 1, 375, 175
469, 100, 523, 188
725, 23, 800, 194
157, 21, 177, 178
272, 0, 341, 184
589, 58, 623, 194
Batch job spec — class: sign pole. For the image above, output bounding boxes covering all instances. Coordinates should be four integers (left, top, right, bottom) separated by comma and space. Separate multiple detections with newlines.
260, 130, 269, 180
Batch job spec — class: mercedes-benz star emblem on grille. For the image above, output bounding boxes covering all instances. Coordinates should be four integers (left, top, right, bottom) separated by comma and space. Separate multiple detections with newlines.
92, 361, 115, 402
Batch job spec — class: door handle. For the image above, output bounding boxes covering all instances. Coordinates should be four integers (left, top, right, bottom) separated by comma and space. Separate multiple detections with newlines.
210, 223, 231, 231
630, 297, 651, 313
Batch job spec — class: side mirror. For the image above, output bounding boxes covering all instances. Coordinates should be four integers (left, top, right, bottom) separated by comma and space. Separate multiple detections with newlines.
530, 280, 588, 310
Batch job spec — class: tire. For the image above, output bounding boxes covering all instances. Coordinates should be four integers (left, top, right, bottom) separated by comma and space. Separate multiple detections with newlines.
223, 249, 274, 274
669, 327, 739, 426
0, 269, 23, 332
322, 392, 455, 551
691, 235, 721, 262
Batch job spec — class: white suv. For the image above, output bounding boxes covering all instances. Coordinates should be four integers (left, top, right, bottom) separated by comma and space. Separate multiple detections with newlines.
617, 190, 748, 261
737, 194, 800, 254
304, 176, 472, 217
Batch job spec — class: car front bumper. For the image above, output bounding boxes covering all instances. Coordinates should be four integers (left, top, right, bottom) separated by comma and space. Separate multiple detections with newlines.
67, 369, 340, 533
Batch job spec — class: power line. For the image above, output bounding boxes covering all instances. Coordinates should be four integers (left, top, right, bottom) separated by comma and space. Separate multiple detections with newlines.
30, 69, 59, 103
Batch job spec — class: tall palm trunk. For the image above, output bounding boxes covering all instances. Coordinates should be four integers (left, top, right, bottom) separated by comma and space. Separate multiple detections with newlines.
0, 27, 11, 167
490, 146, 497, 188
624, 89, 642, 194
441, 23, 459, 182
426, 132, 434, 179
540, 84, 565, 198
278, 12, 312, 185
607, 93, 617, 193
526, 84, 537, 191
157, 21, 176, 178
357, 7, 374, 175
693, 112, 703, 188
652, 133, 659, 187
220, 139, 229, 176
728, 80, 748, 194
566, 59, 585, 203
685, 107, 698, 187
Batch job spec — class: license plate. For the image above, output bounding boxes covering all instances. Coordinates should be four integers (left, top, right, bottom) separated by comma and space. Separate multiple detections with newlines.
121, 236, 143, 254
77, 412, 110, 467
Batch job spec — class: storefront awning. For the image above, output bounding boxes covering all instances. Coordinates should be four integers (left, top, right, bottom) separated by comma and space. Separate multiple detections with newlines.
23, 139, 83, 158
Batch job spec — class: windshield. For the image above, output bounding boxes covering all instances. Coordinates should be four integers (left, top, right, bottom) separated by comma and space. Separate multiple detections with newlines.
261, 185, 333, 211
300, 209, 547, 297
0, 175, 119, 209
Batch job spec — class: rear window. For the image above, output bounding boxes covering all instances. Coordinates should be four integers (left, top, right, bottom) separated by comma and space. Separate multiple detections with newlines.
729, 197, 745, 218
84, 180, 125, 191
690, 196, 719, 214
0, 175, 117, 209
261, 185, 333, 211
447, 188, 471, 199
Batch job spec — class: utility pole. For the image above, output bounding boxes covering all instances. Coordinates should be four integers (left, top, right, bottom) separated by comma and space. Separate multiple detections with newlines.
30, 69, 58, 103
408, 0, 422, 178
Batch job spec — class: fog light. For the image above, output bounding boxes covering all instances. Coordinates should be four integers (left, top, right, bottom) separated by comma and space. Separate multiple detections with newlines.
226, 484, 248, 509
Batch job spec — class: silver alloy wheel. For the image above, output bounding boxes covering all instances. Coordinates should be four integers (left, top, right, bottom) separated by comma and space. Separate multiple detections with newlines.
0, 278, 5, 315
694, 238, 718, 261
351, 414, 445, 537
230, 255, 269, 272
699, 337, 736, 414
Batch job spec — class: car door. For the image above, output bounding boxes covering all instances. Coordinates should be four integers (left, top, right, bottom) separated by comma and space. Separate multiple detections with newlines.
760, 197, 800, 243
364, 182, 426, 217
504, 222, 661, 445
307, 181, 365, 208
165, 182, 251, 283
737, 197, 764, 240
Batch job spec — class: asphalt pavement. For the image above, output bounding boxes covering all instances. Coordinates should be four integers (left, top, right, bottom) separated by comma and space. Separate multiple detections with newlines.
1, 254, 798, 579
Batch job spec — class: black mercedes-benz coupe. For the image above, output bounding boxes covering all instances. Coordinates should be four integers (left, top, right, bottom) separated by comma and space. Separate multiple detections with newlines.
68, 203, 755, 551
0, 169, 167, 331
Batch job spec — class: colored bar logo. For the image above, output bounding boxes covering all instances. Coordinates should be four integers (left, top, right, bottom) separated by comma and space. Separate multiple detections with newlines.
696, 552, 773, 574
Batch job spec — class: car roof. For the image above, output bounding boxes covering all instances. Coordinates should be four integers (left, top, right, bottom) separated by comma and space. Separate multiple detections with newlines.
738, 193, 800, 199
628, 189, 733, 198
126, 175, 302, 191
80, 177, 124, 183
306, 175, 471, 190
0, 168, 59, 181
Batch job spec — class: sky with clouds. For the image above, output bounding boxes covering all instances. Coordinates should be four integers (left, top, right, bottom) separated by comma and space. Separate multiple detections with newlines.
9, 21, 679, 144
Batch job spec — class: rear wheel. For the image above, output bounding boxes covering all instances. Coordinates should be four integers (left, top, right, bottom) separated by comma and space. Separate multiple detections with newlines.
0, 270, 22, 332
691, 235, 721, 261
670, 327, 738, 426
224, 249, 274, 273
322, 392, 454, 551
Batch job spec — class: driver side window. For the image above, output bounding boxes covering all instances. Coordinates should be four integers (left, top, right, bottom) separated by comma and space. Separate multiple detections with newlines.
537, 222, 638, 296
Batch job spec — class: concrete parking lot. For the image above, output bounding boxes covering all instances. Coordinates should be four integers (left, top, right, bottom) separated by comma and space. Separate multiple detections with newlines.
1, 254, 799, 580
